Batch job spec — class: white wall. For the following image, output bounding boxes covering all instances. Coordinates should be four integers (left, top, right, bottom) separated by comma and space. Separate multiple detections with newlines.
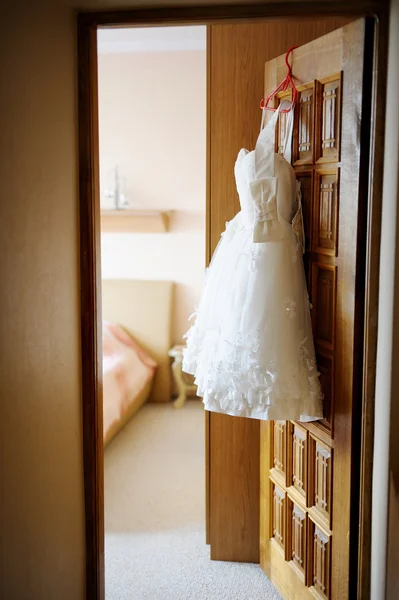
101, 220, 205, 343
98, 50, 206, 213
98, 46, 206, 343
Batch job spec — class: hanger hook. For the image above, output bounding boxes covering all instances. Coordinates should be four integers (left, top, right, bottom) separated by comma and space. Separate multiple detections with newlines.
285, 46, 298, 76
260, 46, 299, 113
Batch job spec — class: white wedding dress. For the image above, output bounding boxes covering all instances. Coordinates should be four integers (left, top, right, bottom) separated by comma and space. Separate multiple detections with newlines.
183, 105, 323, 422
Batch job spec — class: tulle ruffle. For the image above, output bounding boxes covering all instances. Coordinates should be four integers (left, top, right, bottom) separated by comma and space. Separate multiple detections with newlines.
184, 324, 323, 422
182, 211, 324, 422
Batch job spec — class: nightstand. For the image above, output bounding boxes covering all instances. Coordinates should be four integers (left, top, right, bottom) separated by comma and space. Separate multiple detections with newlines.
168, 345, 197, 408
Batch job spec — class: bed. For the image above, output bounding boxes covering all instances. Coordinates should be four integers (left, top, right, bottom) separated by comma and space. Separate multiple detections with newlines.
101, 279, 174, 446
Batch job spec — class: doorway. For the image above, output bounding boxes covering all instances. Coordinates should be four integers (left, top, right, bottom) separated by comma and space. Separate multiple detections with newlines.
97, 25, 209, 598
77, 7, 385, 600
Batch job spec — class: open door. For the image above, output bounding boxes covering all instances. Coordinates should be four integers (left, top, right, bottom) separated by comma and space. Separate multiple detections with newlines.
206, 17, 354, 564
260, 19, 372, 599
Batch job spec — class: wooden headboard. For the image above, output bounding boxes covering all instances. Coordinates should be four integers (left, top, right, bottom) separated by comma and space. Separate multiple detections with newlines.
101, 279, 174, 402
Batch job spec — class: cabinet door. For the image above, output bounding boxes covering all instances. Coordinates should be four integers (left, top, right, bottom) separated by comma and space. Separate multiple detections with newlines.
260, 19, 371, 599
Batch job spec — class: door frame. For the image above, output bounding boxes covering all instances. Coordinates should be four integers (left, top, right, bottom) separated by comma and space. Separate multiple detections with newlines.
77, 4, 388, 600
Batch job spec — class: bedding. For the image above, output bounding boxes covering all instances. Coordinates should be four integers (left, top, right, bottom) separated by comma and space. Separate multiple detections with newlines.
102, 321, 157, 445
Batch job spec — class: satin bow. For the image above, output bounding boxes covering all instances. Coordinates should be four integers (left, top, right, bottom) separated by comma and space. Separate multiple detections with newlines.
249, 177, 283, 243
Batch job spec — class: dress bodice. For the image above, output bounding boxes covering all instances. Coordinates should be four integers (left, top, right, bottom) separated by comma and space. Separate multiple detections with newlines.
234, 149, 297, 229
233, 104, 302, 244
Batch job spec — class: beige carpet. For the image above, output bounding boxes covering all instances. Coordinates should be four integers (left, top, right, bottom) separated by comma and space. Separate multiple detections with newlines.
105, 400, 281, 600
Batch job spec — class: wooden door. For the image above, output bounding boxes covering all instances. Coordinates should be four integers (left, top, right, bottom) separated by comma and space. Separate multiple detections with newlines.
260, 19, 371, 599
207, 18, 351, 563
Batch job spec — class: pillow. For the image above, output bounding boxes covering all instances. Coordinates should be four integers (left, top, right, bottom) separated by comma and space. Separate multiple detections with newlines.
103, 321, 157, 368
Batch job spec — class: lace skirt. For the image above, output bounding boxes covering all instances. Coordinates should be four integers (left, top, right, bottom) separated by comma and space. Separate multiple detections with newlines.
182, 211, 323, 422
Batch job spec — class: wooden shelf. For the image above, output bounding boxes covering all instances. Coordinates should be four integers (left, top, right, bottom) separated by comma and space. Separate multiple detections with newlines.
100, 209, 169, 233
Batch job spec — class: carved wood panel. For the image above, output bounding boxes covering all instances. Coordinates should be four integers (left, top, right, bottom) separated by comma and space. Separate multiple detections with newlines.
288, 422, 308, 504
261, 20, 366, 598
309, 436, 333, 531
292, 506, 307, 574
271, 482, 286, 551
314, 169, 339, 256
308, 519, 332, 599
294, 83, 315, 165
268, 73, 340, 588
316, 73, 342, 164
287, 499, 308, 581
271, 420, 287, 486
269, 73, 340, 594
311, 263, 336, 351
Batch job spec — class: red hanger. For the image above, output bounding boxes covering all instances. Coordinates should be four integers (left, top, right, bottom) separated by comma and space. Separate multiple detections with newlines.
260, 46, 298, 113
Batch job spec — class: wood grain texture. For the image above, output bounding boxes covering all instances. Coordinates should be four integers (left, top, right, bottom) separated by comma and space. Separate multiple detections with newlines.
260, 19, 377, 599
78, 2, 385, 29
209, 413, 261, 561
77, 18, 105, 600
208, 17, 351, 565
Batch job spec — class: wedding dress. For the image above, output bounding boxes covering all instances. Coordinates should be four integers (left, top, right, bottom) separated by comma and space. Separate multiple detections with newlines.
183, 104, 323, 422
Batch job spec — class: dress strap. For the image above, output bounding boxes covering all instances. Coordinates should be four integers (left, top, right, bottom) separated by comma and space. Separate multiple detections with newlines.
255, 103, 295, 179
255, 104, 281, 180
282, 108, 294, 164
